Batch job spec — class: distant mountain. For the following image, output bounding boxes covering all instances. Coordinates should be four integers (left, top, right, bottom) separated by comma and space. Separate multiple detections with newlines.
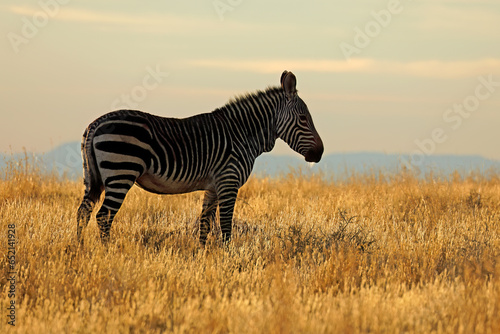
254, 151, 500, 179
2, 141, 499, 180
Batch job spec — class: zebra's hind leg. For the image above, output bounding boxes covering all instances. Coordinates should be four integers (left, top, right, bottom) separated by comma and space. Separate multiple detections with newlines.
77, 188, 103, 244
96, 182, 134, 243
77, 198, 95, 243
200, 190, 218, 245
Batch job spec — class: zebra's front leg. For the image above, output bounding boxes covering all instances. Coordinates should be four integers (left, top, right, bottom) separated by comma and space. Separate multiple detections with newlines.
217, 185, 238, 243
200, 190, 218, 244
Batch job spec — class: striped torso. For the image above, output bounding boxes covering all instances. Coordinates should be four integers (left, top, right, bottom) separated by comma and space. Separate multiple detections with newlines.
90, 109, 235, 194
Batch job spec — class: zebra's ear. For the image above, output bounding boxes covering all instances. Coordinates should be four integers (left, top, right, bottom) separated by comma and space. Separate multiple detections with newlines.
281, 70, 297, 99
280, 71, 289, 86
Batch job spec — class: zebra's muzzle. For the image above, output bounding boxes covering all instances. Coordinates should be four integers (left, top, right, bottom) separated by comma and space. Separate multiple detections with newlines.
304, 140, 324, 163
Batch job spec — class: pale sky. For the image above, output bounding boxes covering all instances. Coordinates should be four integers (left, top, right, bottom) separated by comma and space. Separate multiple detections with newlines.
1, 0, 499, 159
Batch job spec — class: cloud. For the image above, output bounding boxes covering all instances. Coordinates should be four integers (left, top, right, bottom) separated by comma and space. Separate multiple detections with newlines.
4, 4, 272, 35
186, 58, 500, 79
7, 4, 196, 26
409, 1, 500, 35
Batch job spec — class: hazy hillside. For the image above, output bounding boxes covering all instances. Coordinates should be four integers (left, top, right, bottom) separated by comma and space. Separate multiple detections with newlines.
2, 141, 500, 180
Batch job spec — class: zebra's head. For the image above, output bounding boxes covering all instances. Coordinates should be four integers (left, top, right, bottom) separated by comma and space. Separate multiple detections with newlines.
276, 71, 324, 163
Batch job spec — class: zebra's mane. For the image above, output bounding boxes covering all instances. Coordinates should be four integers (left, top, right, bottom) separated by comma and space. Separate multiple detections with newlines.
222, 86, 283, 110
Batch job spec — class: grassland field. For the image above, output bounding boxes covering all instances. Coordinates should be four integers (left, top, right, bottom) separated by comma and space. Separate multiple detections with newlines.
1, 158, 499, 333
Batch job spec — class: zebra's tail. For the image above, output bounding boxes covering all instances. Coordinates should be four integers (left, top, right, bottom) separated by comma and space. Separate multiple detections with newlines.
77, 123, 105, 242
81, 124, 104, 201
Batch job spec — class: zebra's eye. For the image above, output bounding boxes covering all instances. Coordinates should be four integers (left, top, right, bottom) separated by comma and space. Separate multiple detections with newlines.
299, 115, 308, 123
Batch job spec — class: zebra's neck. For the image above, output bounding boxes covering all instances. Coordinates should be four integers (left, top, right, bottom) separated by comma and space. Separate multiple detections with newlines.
216, 87, 284, 158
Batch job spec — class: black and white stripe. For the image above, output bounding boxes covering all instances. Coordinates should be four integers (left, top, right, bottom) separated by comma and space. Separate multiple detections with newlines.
76, 71, 324, 244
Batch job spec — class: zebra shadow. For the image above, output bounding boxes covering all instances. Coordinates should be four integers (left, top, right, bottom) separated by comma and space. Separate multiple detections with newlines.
134, 219, 263, 251
134, 222, 194, 251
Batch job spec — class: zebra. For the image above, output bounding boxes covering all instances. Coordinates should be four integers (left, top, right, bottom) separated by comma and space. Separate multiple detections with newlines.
76, 70, 324, 244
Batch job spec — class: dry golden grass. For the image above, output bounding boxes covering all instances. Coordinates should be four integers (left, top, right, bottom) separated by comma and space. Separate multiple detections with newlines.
1, 158, 500, 333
